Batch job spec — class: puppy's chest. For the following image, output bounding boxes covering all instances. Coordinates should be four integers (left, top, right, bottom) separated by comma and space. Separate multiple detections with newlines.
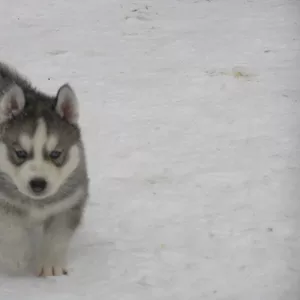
0, 197, 77, 226
26, 196, 79, 224
26, 205, 61, 224
1, 188, 84, 225
0, 202, 57, 227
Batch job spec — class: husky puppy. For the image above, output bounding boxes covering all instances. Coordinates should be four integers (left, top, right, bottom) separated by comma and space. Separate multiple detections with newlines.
0, 62, 89, 277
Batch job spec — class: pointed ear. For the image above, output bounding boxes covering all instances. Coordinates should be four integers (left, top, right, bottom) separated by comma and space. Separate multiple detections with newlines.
0, 84, 25, 124
55, 84, 79, 124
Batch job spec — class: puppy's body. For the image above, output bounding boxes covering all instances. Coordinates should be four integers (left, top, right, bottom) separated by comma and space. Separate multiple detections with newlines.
0, 62, 89, 276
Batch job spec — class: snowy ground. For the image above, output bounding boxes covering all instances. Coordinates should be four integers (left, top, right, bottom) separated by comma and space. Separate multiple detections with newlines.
0, 0, 300, 299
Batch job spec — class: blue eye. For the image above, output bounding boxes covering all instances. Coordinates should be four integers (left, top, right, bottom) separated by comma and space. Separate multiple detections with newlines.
49, 150, 62, 160
15, 150, 28, 159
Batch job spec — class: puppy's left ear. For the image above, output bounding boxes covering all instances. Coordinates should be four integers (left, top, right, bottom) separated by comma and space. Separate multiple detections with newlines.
55, 84, 79, 124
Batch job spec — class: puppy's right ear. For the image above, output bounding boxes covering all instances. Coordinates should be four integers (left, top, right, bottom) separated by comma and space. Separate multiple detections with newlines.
0, 85, 25, 124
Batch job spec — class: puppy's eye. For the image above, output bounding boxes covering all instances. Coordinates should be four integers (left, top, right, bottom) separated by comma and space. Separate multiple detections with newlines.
15, 150, 28, 159
49, 150, 62, 160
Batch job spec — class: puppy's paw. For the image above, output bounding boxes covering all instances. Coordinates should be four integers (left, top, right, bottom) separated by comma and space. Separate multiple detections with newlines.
38, 265, 68, 277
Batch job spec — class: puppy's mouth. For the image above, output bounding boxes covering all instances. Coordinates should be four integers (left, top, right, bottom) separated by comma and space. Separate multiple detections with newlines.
25, 190, 50, 200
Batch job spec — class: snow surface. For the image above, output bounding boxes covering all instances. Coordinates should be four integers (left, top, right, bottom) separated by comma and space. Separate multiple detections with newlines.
0, 0, 300, 299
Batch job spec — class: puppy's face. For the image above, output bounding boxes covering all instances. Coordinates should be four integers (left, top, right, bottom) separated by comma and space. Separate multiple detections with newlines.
0, 84, 80, 199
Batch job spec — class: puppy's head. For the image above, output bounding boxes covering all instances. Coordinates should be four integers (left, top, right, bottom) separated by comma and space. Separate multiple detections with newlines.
0, 84, 81, 199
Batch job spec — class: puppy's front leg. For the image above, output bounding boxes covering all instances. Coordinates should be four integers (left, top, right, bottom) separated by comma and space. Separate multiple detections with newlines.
37, 207, 82, 277
0, 213, 31, 274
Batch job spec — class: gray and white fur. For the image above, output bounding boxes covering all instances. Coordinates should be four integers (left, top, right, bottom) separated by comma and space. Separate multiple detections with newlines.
0, 62, 89, 277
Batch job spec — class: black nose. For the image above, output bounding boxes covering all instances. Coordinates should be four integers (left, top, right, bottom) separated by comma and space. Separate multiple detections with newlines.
29, 178, 47, 194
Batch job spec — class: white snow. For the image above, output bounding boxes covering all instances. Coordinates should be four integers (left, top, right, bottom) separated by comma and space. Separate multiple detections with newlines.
0, 0, 300, 298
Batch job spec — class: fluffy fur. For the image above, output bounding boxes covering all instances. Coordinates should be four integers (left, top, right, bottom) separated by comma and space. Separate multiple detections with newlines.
0, 61, 89, 276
